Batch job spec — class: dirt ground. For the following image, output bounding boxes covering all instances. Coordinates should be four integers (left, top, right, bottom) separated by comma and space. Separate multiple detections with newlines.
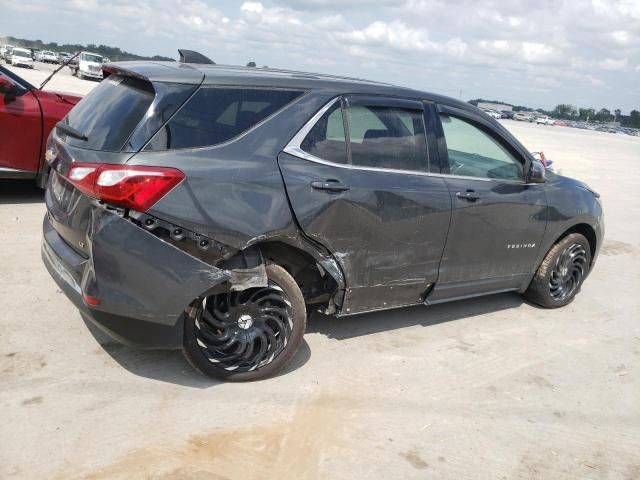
1, 68, 639, 478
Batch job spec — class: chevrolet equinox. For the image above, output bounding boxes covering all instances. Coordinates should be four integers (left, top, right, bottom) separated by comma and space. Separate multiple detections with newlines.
42, 61, 603, 381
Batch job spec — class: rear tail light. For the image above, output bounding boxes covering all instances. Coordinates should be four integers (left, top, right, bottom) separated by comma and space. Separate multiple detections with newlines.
65, 163, 184, 211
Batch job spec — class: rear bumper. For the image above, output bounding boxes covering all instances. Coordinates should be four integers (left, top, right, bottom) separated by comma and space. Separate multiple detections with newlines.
41, 205, 231, 349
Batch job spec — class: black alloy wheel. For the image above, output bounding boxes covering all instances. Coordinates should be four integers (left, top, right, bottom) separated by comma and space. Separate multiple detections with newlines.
183, 264, 306, 381
548, 242, 588, 301
525, 233, 592, 308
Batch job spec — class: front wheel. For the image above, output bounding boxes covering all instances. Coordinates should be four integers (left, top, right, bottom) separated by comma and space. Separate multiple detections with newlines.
524, 233, 591, 308
183, 264, 307, 381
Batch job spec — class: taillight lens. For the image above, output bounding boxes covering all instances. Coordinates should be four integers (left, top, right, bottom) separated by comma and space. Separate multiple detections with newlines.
65, 163, 184, 211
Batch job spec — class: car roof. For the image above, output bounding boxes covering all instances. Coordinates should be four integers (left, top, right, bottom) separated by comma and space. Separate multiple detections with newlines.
107, 60, 476, 112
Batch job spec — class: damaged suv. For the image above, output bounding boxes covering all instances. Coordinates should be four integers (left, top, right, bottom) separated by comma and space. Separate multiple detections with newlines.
42, 62, 603, 381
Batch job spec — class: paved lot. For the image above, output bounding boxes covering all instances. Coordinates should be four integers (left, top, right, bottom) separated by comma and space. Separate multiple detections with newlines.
3, 61, 99, 96
1, 91, 639, 477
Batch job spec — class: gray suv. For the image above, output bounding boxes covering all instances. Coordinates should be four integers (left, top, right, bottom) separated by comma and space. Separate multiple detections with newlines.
42, 61, 603, 380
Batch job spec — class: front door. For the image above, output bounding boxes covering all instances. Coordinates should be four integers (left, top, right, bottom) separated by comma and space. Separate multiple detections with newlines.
0, 69, 41, 175
280, 96, 451, 313
430, 107, 547, 301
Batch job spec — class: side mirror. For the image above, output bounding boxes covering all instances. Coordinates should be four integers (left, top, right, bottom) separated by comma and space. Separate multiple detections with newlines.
528, 159, 546, 183
0, 76, 17, 95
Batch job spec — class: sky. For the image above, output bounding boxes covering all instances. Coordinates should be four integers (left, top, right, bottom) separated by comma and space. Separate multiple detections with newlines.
1, 0, 639, 112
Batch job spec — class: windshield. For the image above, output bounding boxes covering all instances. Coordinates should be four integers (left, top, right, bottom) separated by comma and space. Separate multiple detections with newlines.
81, 53, 103, 63
14, 50, 30, 58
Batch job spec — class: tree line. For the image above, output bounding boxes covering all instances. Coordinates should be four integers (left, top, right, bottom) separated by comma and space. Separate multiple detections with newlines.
2, 36, 174, 62
469, 98, 640, 128
548, 104, 640, 128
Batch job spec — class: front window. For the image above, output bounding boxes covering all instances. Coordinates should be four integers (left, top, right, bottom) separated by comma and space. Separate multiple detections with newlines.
14, 50, 30, 58
81, 53, 103, 63
439, 114, 524, 181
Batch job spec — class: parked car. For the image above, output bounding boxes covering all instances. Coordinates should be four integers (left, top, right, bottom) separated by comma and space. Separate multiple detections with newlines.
69, 51, 104, 80
39, 50, 59, 64
536, 115, 555, 125
0, 65, 82, 182
482, 108, 502, 119
0, 44, 14, 58
58, 52, 73, 64
10, 48, 34, 69
2, 46, 14, 63
41, 61, 603, 381
500, 111, 515, 119
514, 112, 533, 122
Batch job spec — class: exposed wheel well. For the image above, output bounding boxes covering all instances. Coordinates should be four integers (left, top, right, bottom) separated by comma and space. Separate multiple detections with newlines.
557, 223, 597, 261
256, 241, 339, 307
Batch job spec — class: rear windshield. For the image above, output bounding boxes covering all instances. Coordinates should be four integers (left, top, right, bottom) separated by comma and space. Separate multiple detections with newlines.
61, 75, 155, 151
144, 87, 303, 150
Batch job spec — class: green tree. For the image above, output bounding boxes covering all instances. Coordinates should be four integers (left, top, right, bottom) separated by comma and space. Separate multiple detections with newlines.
630, 110, 640, 128
553, 104, 578, 119
246, 61, 256, 67
579, 108, 596, 121
614, 109, 622, 122
596, 108, 612, 122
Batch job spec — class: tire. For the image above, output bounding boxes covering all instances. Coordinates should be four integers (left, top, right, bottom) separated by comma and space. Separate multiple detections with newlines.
524, 233, 591, 308
183, 264, 307, 381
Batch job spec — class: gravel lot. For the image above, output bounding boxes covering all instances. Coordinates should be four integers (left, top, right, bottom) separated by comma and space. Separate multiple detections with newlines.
1, 71, 639, 479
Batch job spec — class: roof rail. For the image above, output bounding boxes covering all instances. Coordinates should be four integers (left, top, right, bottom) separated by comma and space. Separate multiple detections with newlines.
178, 49, 215, 65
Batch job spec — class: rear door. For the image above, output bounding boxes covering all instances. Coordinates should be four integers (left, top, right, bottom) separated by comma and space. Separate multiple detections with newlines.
280, 96, 451, 314
0, 69, 41, 175
429, 105, 547, 301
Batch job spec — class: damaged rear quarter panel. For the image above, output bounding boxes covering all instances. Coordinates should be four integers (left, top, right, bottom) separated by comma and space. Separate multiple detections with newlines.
130, 92, 336, 250
89, 207, 232, 324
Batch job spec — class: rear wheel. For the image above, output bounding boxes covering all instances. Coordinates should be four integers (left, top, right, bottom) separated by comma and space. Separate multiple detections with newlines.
524, 233, 591, 308
183, 264, 306, 381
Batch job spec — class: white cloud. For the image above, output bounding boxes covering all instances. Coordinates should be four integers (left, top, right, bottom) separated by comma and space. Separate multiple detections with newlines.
1, 0, 639, 110
599, 58, 629, 70
241, 2, 264, 14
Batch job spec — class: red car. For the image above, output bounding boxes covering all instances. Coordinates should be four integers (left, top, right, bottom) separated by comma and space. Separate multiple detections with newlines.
0, 65, 82, 185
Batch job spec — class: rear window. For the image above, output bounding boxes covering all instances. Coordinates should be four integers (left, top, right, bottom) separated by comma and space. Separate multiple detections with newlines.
61, 75, 154, 151
144, 88, 303, 150
300, 102, 348, 164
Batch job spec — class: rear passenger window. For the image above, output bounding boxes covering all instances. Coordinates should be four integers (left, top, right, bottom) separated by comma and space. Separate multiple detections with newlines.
346, 105, 428, 171
146, 88, 302, 150
300, 102, 348, 164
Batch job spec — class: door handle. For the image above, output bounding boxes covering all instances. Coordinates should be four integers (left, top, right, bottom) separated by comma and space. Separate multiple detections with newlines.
311, 180, 350, 192
456, 190, 481, 201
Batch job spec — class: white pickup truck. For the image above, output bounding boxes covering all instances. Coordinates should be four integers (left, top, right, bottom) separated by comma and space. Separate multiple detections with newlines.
69, 51, 104, 80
